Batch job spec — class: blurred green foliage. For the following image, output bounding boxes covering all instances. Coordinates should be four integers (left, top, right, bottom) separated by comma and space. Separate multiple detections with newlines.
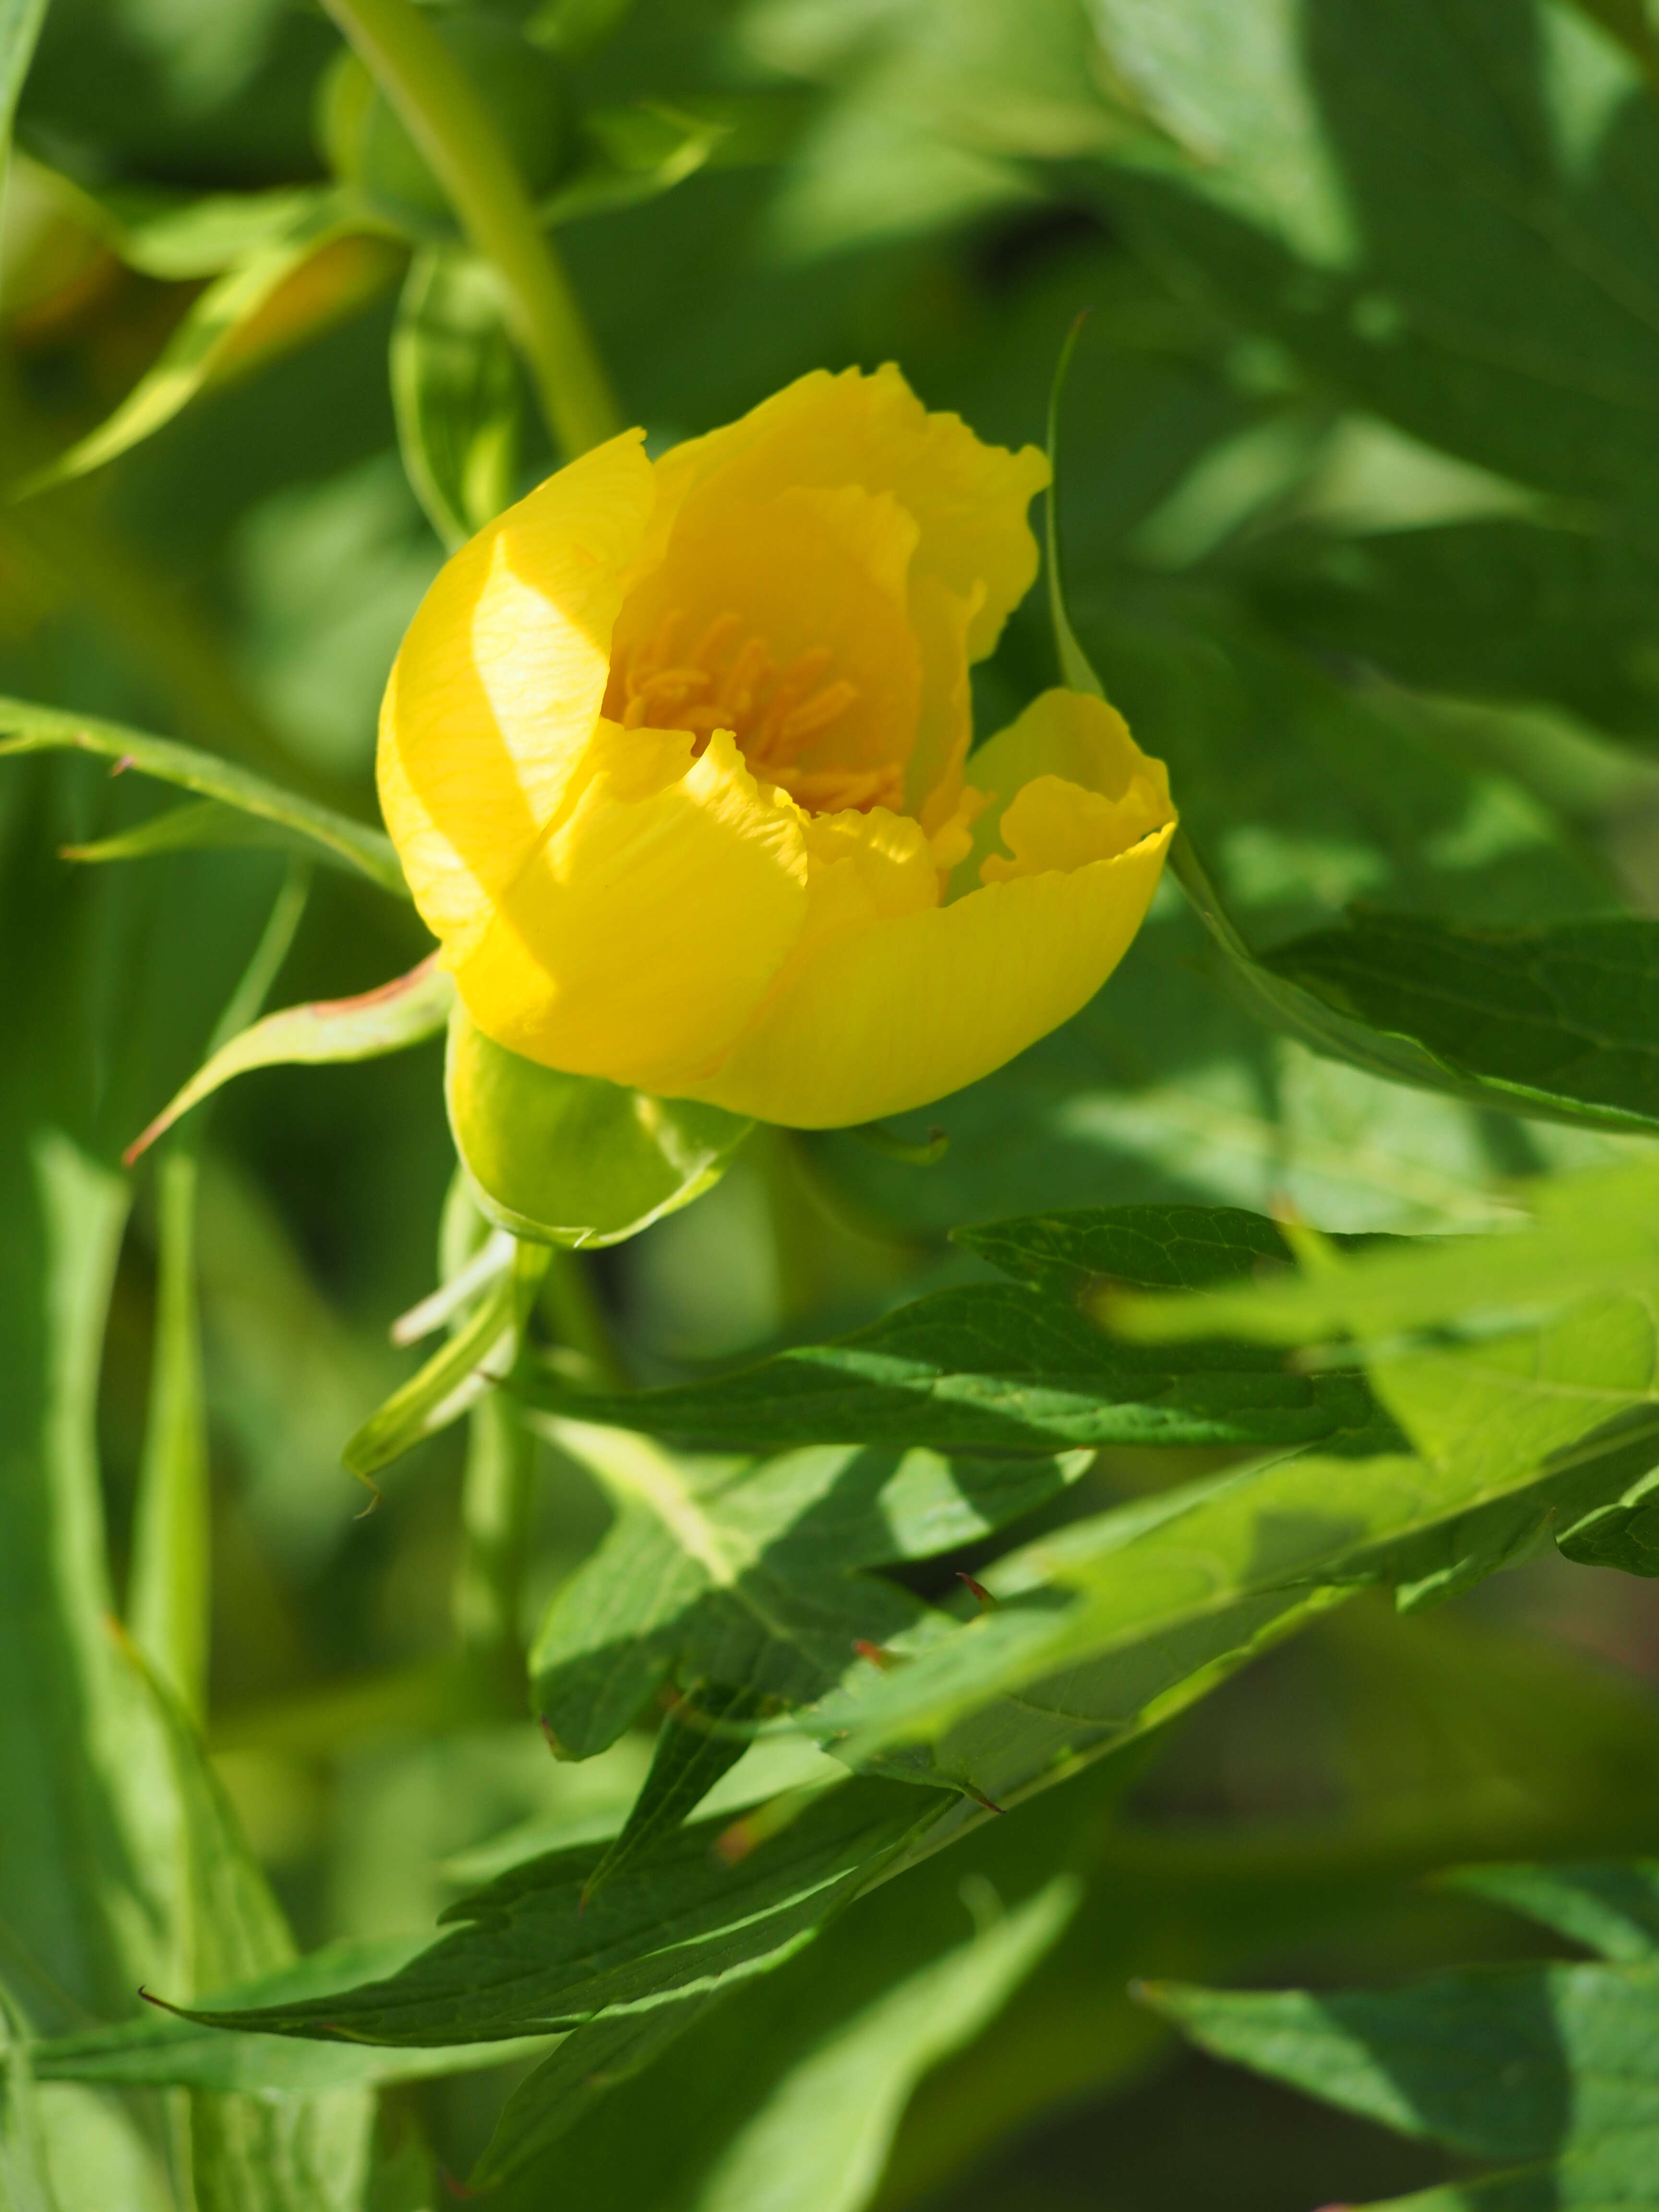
10, 0, 1659, 2206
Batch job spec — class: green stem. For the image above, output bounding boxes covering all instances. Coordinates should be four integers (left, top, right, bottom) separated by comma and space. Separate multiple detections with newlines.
454, 1388, 536, 1673
320, 0, 624, 458
541, 1247, 630, 1392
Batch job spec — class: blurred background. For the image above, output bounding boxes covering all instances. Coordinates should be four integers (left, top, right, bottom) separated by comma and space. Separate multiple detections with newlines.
8, 0, 1659, 2202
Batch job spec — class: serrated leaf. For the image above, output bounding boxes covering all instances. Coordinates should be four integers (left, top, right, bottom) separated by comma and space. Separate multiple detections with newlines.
34, 1934, 538, 2089
448, 1007, 752, 1249
9, 190, 354, 498
812, 1407, 1659, 1778
467, 1612, 1659, 2211
1107, 1160, 1659, 1536
126, 956, 452, 1164
526, 1420, 1096, 1762
390, 249, 523, 552
1267, 911, 1659, 1134
168, 1779, 932, 2045
525, 1203, 1383, 1452
580, 1684, 767, 1909
0, 701, 407, 894
1110, 1158, 1659, 1350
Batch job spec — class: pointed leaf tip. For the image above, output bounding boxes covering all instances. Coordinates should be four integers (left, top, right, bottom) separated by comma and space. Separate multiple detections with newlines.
124, 956, 452, 1164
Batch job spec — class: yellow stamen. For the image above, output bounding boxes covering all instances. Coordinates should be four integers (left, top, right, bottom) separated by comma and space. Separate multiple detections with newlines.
607, 607, 897, 812
780, 680, 861, 747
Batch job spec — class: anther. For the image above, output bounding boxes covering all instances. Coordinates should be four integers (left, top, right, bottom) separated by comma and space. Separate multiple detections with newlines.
780, 679, 860, 746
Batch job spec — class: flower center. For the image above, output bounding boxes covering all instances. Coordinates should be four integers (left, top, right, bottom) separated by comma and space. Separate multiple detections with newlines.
606, 607, 903, 816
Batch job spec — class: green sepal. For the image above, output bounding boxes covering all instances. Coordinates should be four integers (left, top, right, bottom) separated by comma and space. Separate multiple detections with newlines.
446, 1007, 752, 1250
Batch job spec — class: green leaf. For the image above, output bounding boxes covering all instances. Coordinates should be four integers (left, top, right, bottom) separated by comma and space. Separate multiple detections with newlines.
807, 1400, 1659, 1781
1109, 1157, 1659, 1350
126, 955, 452, 1165
526, 1419, 1094, 1763
9, 190, 354, 499
1146, 1960, 1659, 2190
0, 700, 407, 895
1046, 310, 1109, 700
466, 2006, 721, 2192
61, 797, 369, 872
1239, 514, 1659, 745
120, 1634, 388, 2212
1144, 1857, 1659, 2208
0, 0, 48, 192
1442, 1860, 1659, 1961
129, 865, 310, 1718
525, 1204, 1383, 1453
34, 1937, 550, 2091
169, 1779, 933, 2044
1266, 911, 1659, 1135
680, 1877, 1076, 2212
20, 165, 347, 279
447, 1008, 753, 1250
1106, 1158, 1659, 1529
579, 1684, 768, 1909
1166, 830, 1595, 1126
0, 1133, 172, 2031
1043, 559, 1616, 1139
0, 1979, 52, 2212
390, 249, 524, 552
1050, 301, 1527, 1142
1088, 0, 1659, 509
539, 99, 731, 227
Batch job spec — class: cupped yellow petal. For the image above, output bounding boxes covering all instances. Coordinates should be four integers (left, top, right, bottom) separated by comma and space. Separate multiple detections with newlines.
610, 481, 922, 792
670, 822, 1175, 1127
379, 429, 655, 954
950, 687, 1173, 896
450, 727, 809, 1097
645, 364, 1048, 664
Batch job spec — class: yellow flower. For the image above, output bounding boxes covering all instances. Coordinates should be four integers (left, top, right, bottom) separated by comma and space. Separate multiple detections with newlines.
379, 365, 1175, 1128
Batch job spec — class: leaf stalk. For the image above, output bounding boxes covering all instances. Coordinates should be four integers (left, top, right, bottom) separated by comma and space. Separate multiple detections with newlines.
319, 0, 624, 458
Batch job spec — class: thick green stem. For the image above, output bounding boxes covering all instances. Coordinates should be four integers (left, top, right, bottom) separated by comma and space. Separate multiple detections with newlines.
320, 0, 624, 458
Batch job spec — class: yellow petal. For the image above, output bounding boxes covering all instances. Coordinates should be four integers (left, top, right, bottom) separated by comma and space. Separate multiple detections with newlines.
906, 566, 979, 822
613, 482, 922, 785
378, 429, 655, 956
671, 822, 1175, 1127
646, 364, 1048, 663
450, 727, 809, 1096
950, 687, 1174, 896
